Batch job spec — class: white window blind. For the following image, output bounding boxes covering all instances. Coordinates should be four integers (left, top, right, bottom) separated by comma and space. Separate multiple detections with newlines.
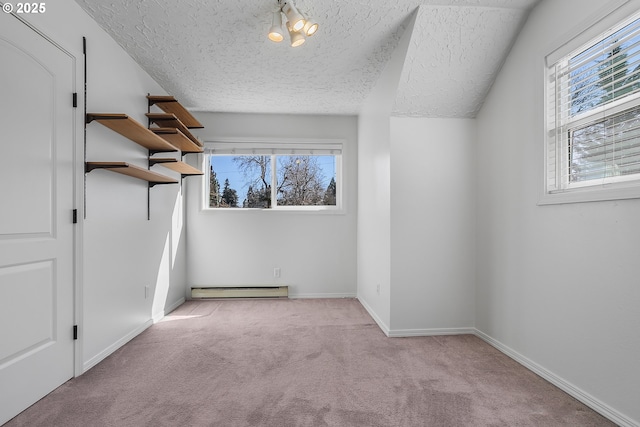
546, 12, 640, 194
205, 140, 342, 156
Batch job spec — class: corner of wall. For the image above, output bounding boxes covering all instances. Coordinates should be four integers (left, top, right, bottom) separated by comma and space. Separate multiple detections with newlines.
356, 7, 420, 330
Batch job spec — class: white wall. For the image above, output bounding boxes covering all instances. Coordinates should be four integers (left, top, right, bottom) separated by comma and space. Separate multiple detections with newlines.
390, 118, 476, 334
357, 10, 418, 331
476, 0, 640, 425
21, 0, 188, 371
358, 10, 475, 335
186, 113, 357, 298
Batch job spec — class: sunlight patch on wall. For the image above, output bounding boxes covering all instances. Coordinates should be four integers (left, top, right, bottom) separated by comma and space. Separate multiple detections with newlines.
152, 232, 171, 320
171, 190, 183, 269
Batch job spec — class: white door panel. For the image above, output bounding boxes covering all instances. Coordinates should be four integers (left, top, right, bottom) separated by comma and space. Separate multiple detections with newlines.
0, 12, 75, 425
0, 261, 55, 363
0, 22, 57, 236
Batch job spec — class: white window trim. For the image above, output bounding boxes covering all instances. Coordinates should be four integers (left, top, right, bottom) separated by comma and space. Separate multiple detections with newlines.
201, 137, 345, 213
540, 0, 640, 205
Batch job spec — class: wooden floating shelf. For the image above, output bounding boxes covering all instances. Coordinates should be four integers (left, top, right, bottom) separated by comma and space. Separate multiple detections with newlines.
86, 113, 178, 153
151, 128, 203, 154
85, 162, 178, 187
85, 96, 205, 220
146, 113, 203, 148
149, 158, 204, 177
147, 95, 203, 129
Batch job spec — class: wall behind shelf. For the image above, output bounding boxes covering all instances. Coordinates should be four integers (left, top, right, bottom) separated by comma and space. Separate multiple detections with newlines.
21, 0, 188, 371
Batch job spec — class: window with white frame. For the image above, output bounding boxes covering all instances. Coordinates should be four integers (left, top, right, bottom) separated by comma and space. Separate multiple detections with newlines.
204, 140, 342, 210
545, 12, 640, 200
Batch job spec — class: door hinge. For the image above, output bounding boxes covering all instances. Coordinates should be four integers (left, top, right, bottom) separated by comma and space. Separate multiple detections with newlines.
73, 325, 78, 340
72, 209, 78, 224
72, 93, 78, 108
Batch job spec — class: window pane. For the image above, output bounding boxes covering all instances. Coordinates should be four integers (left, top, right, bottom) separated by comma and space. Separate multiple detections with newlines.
209, 155, 271, 208
276, 155, 336, 206
569, 18, 640, 116
546, 12, 640, 199
569, 105, 640, 182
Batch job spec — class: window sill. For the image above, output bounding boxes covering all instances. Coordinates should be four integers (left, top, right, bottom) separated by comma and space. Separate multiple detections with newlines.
201, 206, 346, 215
538, 181, 640, 205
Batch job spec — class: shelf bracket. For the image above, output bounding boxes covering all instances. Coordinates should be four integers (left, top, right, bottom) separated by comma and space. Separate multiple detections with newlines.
148, 97, 178, 108
148, 181, 177, 189
85, 162, 127, 173
149, 149, 170, 156
148, 158, 177, 167
86, 113, 129, 125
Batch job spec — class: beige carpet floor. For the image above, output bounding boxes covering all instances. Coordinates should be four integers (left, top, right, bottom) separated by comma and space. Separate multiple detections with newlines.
5, 298, 614, 426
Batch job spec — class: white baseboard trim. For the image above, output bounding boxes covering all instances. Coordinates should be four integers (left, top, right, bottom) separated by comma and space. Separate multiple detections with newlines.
152, 297, 186, 323
288, 293, 356, 299
82, 320, 153, 373
389, 327, 475, 338
356, 297, 391, 336
83, 299, 186, 373
474, 329, 638, 427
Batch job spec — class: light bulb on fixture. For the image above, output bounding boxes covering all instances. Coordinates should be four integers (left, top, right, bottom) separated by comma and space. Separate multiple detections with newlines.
303, 19, 318, 37
287, 23, 305, 47
268, 11, 284, 42
282, 1, 305, 32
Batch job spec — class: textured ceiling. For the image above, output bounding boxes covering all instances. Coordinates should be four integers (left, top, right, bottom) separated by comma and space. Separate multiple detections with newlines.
74, 0, 539, 117
394, 5, 533, 117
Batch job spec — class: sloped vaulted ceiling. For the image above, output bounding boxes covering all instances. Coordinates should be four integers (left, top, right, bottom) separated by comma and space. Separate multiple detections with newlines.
74, 0, 539, 118
393, 4, 534, 117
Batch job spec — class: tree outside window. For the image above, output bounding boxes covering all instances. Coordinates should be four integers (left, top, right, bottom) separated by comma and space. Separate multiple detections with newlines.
208, 154, 338, 209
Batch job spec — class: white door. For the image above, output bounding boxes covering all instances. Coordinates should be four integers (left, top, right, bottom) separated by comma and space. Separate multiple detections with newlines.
0, 12, 75, 424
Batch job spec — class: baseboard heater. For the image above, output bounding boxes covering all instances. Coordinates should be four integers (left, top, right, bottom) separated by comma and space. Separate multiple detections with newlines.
191, 286, 288, 299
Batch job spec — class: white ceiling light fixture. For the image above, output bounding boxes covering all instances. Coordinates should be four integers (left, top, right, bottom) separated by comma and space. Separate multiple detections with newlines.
282, 1, 305, 32
303, 19, 318, 37
287, 23, 305, 47
268, 0, 319, 47
268, 11, 284, 42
